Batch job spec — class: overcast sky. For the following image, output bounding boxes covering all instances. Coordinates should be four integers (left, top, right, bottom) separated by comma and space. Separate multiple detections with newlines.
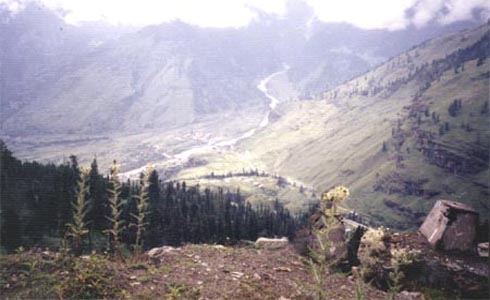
1, 0, 489, 30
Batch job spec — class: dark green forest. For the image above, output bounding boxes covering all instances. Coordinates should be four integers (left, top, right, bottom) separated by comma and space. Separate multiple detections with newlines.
0, 141, 306, 253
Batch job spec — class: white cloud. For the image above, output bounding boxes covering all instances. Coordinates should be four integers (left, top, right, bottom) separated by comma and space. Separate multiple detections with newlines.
411, 0, 445, 28
1, 0, 489, 29
27, 0, 287, 27
410, 0, 490, 28
305, 0, 490, 30
438, 0, 490, 25
305, 0, 415, 30
0, 0, 27, 13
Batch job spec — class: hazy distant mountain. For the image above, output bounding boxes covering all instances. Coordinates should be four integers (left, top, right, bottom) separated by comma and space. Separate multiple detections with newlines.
1, 4, 281, 135
1, 2, 484, 136
0, 3, 132, 123
288, 20, 484, 96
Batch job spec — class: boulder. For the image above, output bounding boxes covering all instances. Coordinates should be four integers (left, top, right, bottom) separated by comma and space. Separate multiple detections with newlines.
255, 237, 289, 250
419, 200, 478, 252
477, 242, 488, 257
398, 291, 425, 300
146, 246, 178, 263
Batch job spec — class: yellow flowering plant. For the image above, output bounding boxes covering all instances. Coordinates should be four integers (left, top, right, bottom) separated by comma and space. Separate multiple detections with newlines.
321, 185, 349, 216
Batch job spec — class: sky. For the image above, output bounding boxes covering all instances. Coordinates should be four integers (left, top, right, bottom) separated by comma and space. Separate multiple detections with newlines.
1, 0, 489, 30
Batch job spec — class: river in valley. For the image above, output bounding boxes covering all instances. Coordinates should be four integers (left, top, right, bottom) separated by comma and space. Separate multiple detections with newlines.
121, 66, 289, 179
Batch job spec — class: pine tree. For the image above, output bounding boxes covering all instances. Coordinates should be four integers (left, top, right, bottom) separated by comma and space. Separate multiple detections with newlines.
382, 141, 388, 152
448, 99, 460, 117
89, 157, 106, 231
481, 101, 489, 115
146, 169, 162, 248
439, 125, 445, 136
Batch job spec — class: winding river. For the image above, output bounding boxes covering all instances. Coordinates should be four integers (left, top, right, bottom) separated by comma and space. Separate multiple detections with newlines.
121, 65, 289, 178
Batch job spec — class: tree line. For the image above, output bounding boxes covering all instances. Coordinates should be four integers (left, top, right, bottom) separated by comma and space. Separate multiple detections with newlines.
0, 141, 306, 254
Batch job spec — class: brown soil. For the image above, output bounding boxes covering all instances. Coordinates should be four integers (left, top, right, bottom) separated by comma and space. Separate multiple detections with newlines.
5, 237, 485, 299
128, 243, 389, 300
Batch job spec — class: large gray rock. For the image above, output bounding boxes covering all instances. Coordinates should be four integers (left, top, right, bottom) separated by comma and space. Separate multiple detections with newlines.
419, 200, 478, 252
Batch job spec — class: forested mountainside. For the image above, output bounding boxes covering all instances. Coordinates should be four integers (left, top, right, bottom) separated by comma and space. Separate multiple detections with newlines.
242, 22, 490, 230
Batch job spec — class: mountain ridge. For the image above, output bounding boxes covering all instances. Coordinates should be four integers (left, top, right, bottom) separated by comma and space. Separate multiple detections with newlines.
1, 3, 484, 136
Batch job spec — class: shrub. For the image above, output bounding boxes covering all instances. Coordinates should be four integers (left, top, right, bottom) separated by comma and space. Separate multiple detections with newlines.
0, 250, 127, 299
358, 227, 391, 287
59, 254, 125, 299
388, 247, 421, 300
358, 228, 422, 298
304, 186, 350, 299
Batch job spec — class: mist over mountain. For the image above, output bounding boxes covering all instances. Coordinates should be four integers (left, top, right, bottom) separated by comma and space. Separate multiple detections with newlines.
1, 1, 485, 136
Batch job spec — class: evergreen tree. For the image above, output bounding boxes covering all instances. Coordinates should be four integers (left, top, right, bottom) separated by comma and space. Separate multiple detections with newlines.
146, 170, 162, 248
382, 141, 388, 152
89, 157, 106, 231
481, 101, 489, 115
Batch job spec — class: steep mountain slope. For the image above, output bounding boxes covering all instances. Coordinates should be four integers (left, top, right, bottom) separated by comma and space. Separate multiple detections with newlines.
242, 23, 490, 229
0, 3, 131, 123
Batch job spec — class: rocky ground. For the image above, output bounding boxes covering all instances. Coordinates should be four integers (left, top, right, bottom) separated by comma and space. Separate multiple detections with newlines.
137, 243, 390, 300
1, 235, 487, 299
389, 232, 489, 299
0, 243, 389, 300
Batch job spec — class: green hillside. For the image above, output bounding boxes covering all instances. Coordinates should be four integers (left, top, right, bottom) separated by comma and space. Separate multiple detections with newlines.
241, 23, 490, 230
